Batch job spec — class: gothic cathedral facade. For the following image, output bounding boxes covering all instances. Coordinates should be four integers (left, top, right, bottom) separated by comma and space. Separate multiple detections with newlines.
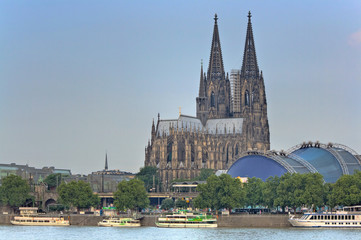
145, 12, 270, 191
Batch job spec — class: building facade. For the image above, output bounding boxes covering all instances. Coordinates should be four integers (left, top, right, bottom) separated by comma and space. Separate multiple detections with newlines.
145, 12, 270, 191
0, 163, 71, 184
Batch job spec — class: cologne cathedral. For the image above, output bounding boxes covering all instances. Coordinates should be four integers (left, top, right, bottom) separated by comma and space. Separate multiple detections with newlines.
145, 12, 270, 190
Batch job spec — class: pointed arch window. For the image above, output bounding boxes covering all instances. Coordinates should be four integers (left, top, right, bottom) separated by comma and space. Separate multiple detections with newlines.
245, 90, 250, 106
211, 92, 215, 107
191, 144, 195, 162
226, 147, 229, 163
167, 142, 172, 162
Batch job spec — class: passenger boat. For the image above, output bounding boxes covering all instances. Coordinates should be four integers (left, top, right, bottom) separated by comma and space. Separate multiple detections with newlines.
11, 216, 70, 226
98, 218, 141, 227
155, 212, 217, 228
11, 207, 70, 226
288, 206, 361, 228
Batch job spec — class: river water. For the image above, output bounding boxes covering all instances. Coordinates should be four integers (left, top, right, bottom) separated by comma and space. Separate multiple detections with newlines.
1, 226, 361, 240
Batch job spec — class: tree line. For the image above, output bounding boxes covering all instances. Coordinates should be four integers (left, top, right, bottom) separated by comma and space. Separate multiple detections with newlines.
2, 170, 361, 213
193, 171, 361, 212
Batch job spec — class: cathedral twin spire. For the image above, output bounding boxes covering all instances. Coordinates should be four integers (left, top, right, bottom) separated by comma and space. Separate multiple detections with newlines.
196, 13, 230, 124
241, 11, 259, 79
207, 14, 225, 81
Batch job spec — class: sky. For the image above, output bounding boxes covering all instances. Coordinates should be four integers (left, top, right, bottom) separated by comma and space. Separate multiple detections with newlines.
1, 1, 361, 175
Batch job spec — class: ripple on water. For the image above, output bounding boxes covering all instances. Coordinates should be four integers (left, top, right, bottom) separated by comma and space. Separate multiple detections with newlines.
1, 226, 361, 240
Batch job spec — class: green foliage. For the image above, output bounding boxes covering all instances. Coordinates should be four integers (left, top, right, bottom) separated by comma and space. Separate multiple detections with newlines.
262, 176, 280, 208
274, 173, 325, 210
194, 174, 245, 210
0, 175, 31, 207
161, 198, 174, 210
244, 177, 264, 208
329, 171, 361, 207
136, 166, 159, 192
175, 199, 187, 209
57, 181, 99, 210
195, 169, 215, 181
113, 179, 149, 212
44, 173, 63, 189
48, 204, 65, 212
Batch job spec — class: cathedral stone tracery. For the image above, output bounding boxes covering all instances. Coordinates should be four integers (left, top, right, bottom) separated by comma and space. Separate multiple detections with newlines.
145, 12, 270, 191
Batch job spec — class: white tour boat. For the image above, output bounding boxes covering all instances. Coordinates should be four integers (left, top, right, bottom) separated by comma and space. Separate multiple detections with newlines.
11, 207, 70, 226
289, 206, 361, 228
156, 211, 217, 228
98, 217, 141, 227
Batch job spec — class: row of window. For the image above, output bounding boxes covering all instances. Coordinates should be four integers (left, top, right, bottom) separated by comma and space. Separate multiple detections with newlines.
325, 222, 359, 225
310, 215, 356, 220
17, 219, 52, 223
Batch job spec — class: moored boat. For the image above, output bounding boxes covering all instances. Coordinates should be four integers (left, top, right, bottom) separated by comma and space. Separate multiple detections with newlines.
98, 217, 141, 227
10, 207, 70, 226
288, 206, 361, 228
156, 211, 217, 228
11, 216, 70, 226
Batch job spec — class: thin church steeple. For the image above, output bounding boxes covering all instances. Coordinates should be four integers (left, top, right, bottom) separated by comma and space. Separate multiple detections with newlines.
104, 153, 108, 171
207, 14, 225, 81
241, 11, 259, 79
198, 60, 206, 97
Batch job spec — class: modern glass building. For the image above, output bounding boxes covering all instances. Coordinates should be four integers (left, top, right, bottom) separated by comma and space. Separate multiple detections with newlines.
227, 142, 361, 183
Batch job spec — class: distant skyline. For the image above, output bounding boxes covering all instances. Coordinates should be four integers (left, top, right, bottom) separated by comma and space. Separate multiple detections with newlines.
1, 1, 360, 175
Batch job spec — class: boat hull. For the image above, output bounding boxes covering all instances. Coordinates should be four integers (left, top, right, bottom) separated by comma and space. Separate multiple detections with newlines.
155, 222, 217, 228
289, 219, 361, 228
97, 218, 141, 227
98, 222, 141, 227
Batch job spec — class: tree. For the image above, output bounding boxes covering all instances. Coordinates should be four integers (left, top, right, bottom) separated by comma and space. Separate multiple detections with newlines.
263, 176, 280, 209
195, 169, 215, 181
175, 199, 187, 209
113, 179, 149, 212
274, 173, 296, 211
136, 166, 159, 192
0, 175, 31, 208
302, 173, 325, 209
57, 180, 99, 211
244, 177, 264, 208
161, 198, 174, 210
194, 174, 245, 211
44, 173, 64, 189
329, 171, 361, 207
275, 173, 325, 211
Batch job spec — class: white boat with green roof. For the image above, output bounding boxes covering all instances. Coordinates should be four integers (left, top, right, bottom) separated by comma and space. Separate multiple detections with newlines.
156, 211, 217, 228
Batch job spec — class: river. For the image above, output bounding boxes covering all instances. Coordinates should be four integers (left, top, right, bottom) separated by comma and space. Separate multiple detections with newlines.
1, 226, 361, 240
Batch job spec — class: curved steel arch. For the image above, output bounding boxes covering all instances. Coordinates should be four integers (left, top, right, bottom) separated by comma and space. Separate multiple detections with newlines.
319, 143, 349, 175
286, 141, 349, 175
228, 150, 297, 174
287, 153, 319, 174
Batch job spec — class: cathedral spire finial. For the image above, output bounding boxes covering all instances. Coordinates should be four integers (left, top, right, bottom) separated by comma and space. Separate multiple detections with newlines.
241, 10, 259, 78
208, 13, 225, 81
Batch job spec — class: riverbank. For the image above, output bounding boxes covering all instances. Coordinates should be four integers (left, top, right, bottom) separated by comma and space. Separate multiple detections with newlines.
0, 214, 292, 227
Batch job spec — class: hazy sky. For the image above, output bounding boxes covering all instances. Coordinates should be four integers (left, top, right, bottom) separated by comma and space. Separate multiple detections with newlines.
1, 1, 361, 175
